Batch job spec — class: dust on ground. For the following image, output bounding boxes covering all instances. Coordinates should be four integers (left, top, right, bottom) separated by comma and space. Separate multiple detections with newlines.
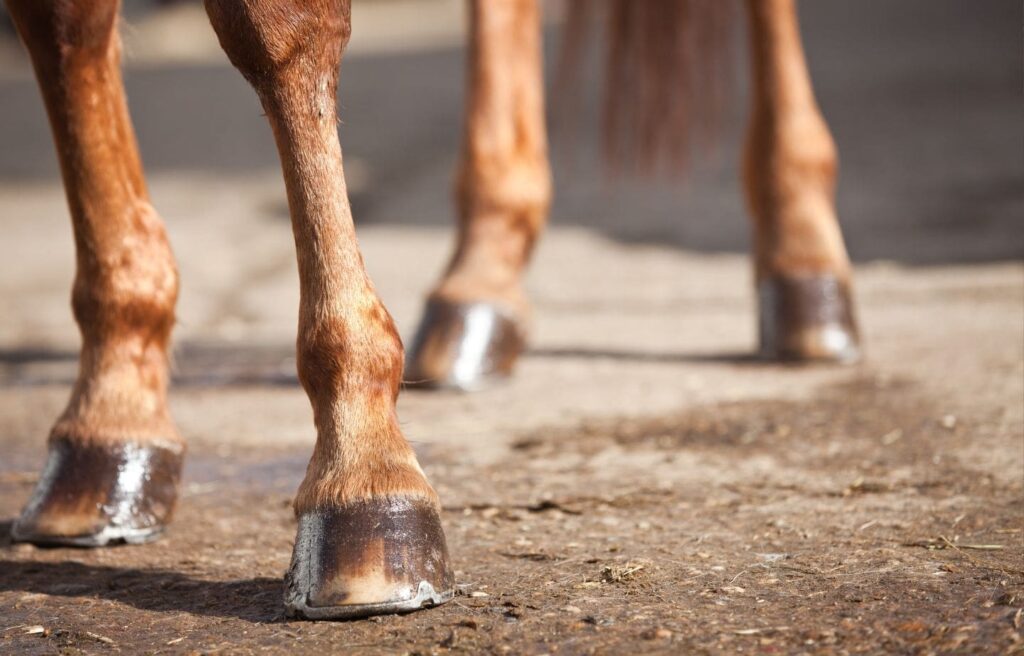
0, 373, 1020, 655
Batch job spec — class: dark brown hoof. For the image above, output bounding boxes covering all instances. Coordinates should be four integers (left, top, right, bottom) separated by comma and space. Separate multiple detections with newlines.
405, 299, 525, 391
11, 438, 184, 547
758, 274, 861, 363
284, 498, 455, 620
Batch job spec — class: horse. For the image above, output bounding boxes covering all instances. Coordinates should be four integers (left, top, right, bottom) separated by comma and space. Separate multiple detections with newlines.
3, 0, 859, 620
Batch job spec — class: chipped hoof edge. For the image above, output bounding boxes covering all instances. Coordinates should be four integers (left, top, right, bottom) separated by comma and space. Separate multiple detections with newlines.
11, 438, 183, 548
284, 498, 455, 620
405, 299, 525, 391
758, 274, 861, 363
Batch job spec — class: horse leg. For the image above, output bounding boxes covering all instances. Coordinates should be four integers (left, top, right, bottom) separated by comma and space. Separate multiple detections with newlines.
743, 0, 861, 362
6, 0, 183, 546
406, 0, 551, 390
203, 0, 454, 619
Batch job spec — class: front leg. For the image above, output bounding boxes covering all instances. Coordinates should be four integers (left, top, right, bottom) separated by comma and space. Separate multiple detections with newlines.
406, 0, 551, 390
203, 0, 453, 619
6, 0, 183, 547
744, 0, 861, 362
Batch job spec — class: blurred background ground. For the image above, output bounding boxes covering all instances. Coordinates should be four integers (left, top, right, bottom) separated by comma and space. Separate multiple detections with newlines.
0, 1, 1021, 653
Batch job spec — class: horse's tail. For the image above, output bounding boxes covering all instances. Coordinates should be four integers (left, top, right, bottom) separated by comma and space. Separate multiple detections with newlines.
561, 0, 738, 174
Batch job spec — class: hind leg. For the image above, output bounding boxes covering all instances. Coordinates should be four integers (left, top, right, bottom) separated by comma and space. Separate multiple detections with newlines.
405, 0, 551, 390
204, 0, 453, 618
743, 0, 860, 362
6, 0, 183, 546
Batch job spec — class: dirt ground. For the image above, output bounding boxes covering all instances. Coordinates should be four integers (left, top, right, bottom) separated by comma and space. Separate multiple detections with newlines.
0, 0, 1022, 654
0, 369, 1021, 655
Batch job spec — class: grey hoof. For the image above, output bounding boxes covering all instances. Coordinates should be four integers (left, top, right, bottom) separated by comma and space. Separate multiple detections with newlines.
405, 299, 525, 391
758, 273, 862, 363
284, 498, 455, 620
11, 438, 183, 547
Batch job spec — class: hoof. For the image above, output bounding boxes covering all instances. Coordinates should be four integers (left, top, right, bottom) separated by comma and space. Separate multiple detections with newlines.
758, 274, 861, 363
405, 299, 525, 391
284, 498, 455, 620
11, 438, 184, 547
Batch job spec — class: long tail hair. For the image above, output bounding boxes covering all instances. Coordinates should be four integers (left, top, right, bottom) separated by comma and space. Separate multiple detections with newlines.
562, 0, 737, 174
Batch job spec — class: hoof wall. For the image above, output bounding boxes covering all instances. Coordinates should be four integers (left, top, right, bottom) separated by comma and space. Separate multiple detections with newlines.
405, 299, 525, 391
11, 438, 183, 547
758, 274, 861, 363
286, 580, 454, 621
284, 498, 455, 620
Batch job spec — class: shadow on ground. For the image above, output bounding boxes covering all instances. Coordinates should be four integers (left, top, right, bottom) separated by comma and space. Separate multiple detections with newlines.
0, 344, 767, 388
0, 556, 281, 622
